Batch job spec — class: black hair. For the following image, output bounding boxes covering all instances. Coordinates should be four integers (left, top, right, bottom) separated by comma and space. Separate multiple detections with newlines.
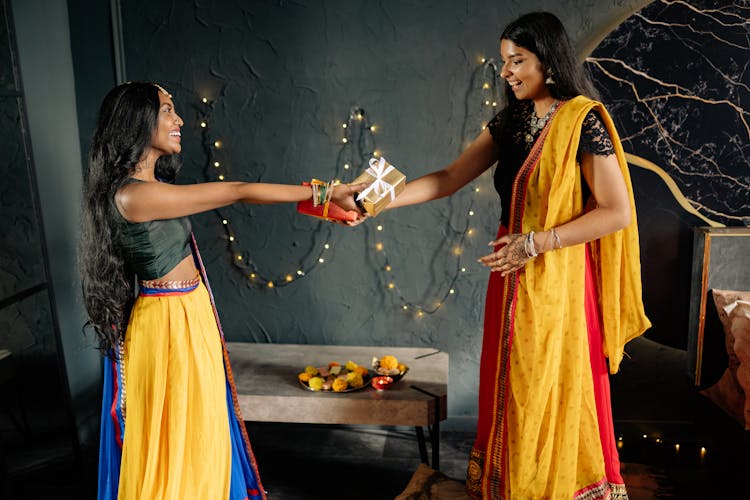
78, 81, 181, 355
500, 11, 600, 104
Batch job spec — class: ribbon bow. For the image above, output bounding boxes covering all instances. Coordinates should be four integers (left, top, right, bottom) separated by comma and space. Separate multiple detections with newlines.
356, 157, 397, 202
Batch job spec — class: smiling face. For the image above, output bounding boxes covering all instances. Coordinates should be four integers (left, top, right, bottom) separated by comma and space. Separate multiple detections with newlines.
499, 39, 552, 104
149, 91, 183, 157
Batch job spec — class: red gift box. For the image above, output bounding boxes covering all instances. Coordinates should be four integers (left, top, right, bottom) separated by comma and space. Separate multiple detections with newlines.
296, 182, 359, 222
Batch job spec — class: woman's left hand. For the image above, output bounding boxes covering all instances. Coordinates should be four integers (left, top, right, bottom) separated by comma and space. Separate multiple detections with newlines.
477, 233, 533, 276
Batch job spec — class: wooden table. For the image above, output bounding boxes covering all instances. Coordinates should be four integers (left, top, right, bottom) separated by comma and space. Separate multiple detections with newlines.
227, 343, 448, 469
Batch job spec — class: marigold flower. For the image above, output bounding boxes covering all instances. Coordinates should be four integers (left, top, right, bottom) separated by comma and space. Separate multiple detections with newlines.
298, 372, 311, 382
380, 355, 399, 371
332, 378, 348, 392
355, 366, 369, 376
346, 372, 364, 388
308, 377, 324, 391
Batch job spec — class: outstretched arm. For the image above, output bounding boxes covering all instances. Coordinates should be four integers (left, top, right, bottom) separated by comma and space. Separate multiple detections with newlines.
387, 128, 499, 209
117, 181, 365, 223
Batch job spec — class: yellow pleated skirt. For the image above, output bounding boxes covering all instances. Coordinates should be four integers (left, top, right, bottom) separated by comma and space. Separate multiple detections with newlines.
117, 282, 231, 499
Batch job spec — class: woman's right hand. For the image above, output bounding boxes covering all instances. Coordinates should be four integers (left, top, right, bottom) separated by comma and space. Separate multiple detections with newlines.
331, 182, 368, 212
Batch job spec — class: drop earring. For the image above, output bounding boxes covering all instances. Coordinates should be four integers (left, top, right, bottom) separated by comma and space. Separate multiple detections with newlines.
545, 70, 556, 85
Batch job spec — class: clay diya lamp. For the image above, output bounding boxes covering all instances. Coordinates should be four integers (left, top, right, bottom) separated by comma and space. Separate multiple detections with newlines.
371, 375, 394, 391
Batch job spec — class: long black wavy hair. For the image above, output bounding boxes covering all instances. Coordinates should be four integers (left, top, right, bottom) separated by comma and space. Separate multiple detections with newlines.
78, 82, 181, 355
500, 11, 600, 105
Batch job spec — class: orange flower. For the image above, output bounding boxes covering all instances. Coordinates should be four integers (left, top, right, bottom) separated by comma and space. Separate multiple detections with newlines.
332, 378, 348, 392
380, 355, 398, 371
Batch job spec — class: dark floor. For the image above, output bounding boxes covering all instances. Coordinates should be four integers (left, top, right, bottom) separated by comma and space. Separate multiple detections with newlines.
3, 337, 750, 499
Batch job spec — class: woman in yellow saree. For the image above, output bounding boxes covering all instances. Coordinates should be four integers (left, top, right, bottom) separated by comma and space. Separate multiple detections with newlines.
388, 12, 651, 499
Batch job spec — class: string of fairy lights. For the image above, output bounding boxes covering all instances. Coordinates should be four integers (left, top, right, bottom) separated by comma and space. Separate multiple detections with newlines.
197, 56, 503, 315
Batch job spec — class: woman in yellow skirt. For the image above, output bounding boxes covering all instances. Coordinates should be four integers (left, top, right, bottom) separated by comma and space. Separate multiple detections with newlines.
79, 81, 365, 499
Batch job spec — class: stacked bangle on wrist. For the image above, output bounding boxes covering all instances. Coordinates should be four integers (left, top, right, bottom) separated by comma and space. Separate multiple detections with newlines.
551, 227, 563, 249
524, 231, 538, 258
310, 179, 335, 207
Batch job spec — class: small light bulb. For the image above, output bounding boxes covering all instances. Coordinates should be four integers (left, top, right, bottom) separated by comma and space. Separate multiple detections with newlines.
377, 225, 383, 231
492, 101, 497, 107
449, 289, 455, 294
324, 243, 330, 249
318, 258, 325, 263
229, 236, 235, 241
344, 163, 350, 169
388, 283, 395, 289
461, 267, 466, 272
202, 97, 208, 103
218, 175, 225, 180
236, 255, 243, 261
267, 281, 274, 288
297, 270, 304, 276
467, 229, 474, 235
375, 243, 383, 251
214, 141, 221, 148
285, 275, 293, 282
200, 121, 207, 128
249, 273, 256, 279
480, 57, 486, 63
222, 219, 228, 225
453, 247, 463, 256
385, 265, 391, 271
417, 311, 424, 317
342, 123, 347, 128
373, 150, 380, 157
370, 125, 377, 133
482, 83, 490, 89
469, 210, 475, 216
214, 161, 220, 167
403, 305, 408, 310
342, 137, 348, 143
642, 434, 647, 439
475, 187, 480, 192
675, 444, 680, 452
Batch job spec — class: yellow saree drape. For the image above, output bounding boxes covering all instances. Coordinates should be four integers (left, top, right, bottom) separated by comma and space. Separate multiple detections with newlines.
481, 96, 651, 498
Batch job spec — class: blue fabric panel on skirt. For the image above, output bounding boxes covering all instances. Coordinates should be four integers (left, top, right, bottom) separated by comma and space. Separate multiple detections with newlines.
227, 379, 264, 500
98, 356, 121, 500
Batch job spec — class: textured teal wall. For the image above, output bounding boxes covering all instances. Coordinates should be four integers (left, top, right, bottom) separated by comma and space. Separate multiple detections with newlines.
69, 0, 650, 427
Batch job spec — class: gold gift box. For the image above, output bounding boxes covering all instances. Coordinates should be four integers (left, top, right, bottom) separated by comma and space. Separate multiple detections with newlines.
352, 157, 406, 216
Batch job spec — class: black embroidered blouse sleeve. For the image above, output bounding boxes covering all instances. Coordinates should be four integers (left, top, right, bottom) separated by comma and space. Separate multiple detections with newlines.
579, 110, 615, 156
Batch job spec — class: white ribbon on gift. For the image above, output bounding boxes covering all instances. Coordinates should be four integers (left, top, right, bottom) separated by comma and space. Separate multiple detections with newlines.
356, 157, 397, 202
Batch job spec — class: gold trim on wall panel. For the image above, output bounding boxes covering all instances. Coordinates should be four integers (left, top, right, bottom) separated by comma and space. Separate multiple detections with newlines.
625, 153, 725, 228
692, 230, 750, 386
694, 233, 712, 386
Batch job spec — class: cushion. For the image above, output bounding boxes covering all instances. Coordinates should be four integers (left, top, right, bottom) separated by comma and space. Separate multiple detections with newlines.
395, 463, 471, 500
700, 289, 750, 429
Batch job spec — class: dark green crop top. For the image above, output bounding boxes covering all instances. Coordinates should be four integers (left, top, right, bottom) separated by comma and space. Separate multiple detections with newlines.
116, 179, 192, 280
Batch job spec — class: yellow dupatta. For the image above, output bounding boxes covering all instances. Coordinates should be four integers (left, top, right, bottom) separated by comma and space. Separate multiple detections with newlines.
482, 96, 650, 498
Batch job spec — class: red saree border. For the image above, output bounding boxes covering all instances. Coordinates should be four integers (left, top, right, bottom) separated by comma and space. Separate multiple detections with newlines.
190, 233, 267, 500
481, 101, 566, 498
